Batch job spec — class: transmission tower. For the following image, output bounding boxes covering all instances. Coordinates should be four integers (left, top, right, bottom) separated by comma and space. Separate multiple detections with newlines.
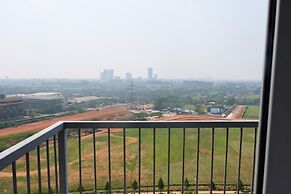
129, 80, 134, 108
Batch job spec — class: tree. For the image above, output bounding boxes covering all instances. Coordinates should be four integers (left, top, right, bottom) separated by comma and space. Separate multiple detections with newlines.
195, 104, 205, 114
105, 181, 111, 191
132, 180, 138, 191
28, 109, 35, 119
158, 178, 164, 192
77, 184, 84, 192
238, 179, 245, 191
184, 178, 190, 190
210, 181, 216, 190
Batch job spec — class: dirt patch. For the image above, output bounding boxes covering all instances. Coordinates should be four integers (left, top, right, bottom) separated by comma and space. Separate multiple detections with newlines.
161, 115, 231, 121
0, 107, 129, 136
226, 105, 246, 119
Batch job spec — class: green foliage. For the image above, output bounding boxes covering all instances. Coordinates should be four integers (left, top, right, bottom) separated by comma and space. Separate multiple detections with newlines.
238, 179, 245, 191
210, 181, 216, 190
131, 180, 138, 191
0, 120, 17, 129
128, 112, 148, 121
154, 96, 182, 110
184, 178, 190, 190
49, 186, 56, 194
158, 178, 164, 192
77, 184, 84, 192
28, 109, 35, 119
105, 181, 111, 191
195, 104, 206, 114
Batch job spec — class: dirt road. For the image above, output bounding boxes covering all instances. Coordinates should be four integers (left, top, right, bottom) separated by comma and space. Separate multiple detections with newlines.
226, 105, 246, 119
162, 115, 230, 121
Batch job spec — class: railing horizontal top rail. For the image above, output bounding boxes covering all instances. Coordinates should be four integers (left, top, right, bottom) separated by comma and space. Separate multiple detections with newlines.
0, 120, 258, 171
0, 122, 64, 170
63, 120, 259, 129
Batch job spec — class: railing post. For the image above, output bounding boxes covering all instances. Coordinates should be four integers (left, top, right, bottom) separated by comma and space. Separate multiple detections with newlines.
58, 128, 68, 194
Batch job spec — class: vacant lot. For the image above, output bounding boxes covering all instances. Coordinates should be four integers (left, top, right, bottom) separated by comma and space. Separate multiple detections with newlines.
0, 107, 129, 152
0, 127, 256, 193
0, 107, 128, 137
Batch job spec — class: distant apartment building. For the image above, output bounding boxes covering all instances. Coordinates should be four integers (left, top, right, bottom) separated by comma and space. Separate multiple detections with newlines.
100, 69, 114, 82
148, 67, 153, 81
126, 72, 132, 80
23, 95, 64, 114
0, 94, 24, 121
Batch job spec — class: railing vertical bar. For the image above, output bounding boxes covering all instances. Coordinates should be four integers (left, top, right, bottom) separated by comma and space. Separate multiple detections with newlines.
138, 127, 141, 194
37, 146, 42, 194
26, 153, 31, 194
167, 128, 171, 194
153, 128, 156, 194
251, 128, 258, 194
78, 128, 82, 194
181, 128, 185, 194
58, 129, 68, 194
108, 128, 112, 194
93, 128, 97, 194
123, 128, 126, 194
210, 128, 214, 194
12, 161, 17, 194
46, 140, 51, 194
237, 128, 243, 193
195, 128, 200, 194
53, 135, 59, 194
223, 128, 229, 194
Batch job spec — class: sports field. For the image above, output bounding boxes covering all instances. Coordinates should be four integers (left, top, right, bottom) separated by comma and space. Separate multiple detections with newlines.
0, 127, 256, 193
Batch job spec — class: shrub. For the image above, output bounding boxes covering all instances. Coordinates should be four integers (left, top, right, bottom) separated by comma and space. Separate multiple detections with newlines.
210, 181, 216, 190
132, 180, 138, 191
105, 181, 111, 191
77, 184, 84, 192
184, 178, 190, 190
238, 179, 245, 191
158, 178, 164, 192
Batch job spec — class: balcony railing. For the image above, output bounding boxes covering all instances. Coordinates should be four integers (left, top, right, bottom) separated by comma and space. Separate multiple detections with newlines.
0, 120, 258, 194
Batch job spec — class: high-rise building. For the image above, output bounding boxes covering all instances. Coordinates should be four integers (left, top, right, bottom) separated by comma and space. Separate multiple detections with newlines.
148, 67, 153, 81
100, 69, 114, 82
126, 72, 132, 80
154, 74, 158, 80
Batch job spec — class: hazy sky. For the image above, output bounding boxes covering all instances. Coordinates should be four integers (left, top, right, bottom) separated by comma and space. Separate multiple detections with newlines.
0, 0, 269, 80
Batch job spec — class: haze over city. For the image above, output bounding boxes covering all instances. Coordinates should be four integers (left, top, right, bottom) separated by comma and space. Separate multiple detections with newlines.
2, 1, 281, 193
0, 0, 268, 80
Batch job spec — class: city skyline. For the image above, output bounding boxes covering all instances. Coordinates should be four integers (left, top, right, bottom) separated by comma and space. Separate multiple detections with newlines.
0, 0, 268, 80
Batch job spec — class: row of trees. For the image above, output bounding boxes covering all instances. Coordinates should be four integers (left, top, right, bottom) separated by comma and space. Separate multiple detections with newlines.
100, 178, 245, 192
49, 178, 246, 193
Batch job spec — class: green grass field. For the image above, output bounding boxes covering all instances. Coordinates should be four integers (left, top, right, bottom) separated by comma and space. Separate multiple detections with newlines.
0, 127, 256, 193
243, 106, 260, 119
0, 131, 36, 152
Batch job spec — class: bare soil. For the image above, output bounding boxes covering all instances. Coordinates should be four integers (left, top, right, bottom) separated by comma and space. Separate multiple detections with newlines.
226, 105, 246, 119
0, 107, 129, 136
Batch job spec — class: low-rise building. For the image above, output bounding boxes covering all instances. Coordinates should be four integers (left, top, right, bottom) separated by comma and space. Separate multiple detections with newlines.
24, 95, 64, 114
0, 95, 24, 121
